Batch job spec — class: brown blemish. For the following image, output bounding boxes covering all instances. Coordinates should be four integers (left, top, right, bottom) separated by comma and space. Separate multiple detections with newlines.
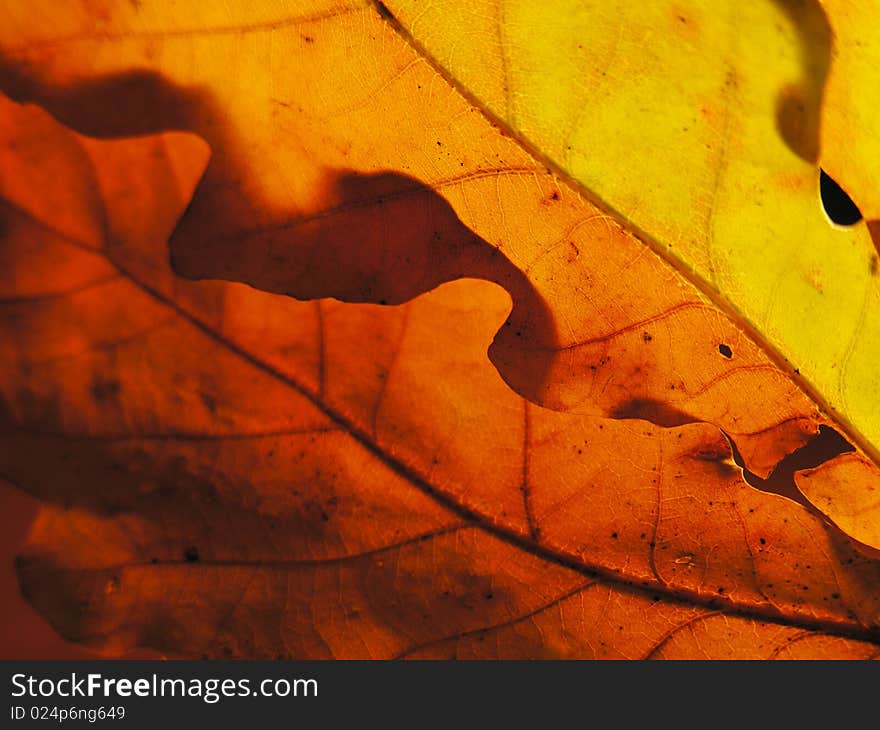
803, 268, 824, 295
772, 169, 813, 193
183, 546, 199, 563
690, 444, 730, 462
90, 376, 121, 403
199, 392, 217, 414
687, 439, 740, 479
670, 5, 700, 41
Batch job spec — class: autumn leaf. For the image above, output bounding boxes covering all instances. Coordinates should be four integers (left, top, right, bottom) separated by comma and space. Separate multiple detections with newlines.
379, 0, 880, 541
1, 0, 880, 659
385, 0, 880, 459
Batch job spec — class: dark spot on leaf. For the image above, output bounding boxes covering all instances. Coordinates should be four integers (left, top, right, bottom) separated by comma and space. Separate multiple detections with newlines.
718, 343, 732, 358
691, 444, 730, 462
199, 392, 216, 413
90, 376, 121, 403
183, 546, 199, 563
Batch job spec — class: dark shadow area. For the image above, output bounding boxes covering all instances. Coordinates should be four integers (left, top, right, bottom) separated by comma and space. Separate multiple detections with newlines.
0, 60, 557, 400
772, 0, 831, 164
820, 169, 863, 225
169, 167, 555, 346
727, 425, 855, 506
0, 59, 206, 137
0, 481, 98, 658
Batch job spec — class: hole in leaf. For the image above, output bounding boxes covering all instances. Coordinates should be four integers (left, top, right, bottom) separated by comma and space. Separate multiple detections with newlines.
727, 425, 854, 506
718, 344, 732, 358
820, 169, 862, 226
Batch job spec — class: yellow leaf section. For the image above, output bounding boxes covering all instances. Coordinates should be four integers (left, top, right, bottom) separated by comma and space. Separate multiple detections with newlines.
819, 0, 880, 219
386, 0, 880, 461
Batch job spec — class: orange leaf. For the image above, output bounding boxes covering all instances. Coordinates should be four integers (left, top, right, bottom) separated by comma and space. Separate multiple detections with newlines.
1, 2, 879, 659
